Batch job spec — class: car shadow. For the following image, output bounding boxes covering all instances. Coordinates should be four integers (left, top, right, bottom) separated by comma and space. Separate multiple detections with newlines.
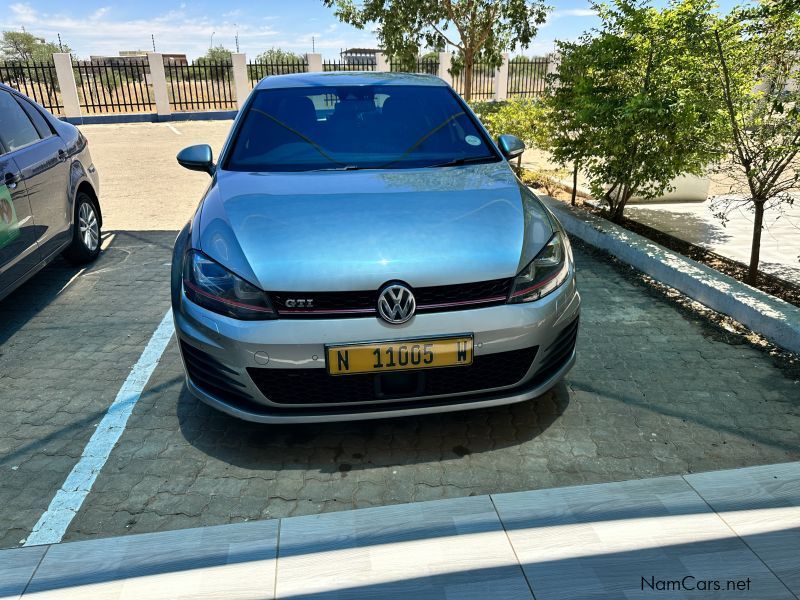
0, 254, 85, 347
175, 381, 570, 474
0, 230, 177, 347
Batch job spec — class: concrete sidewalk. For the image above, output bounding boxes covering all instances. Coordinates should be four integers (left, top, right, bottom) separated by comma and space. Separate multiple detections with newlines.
3, 462, 798, 599
626, 199, 800, 287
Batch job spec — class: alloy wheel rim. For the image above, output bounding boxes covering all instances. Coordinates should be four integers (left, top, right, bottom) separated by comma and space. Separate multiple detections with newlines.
78, 201, 99, 252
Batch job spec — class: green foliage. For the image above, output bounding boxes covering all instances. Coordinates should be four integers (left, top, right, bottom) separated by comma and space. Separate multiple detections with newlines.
250, 48, 307, 80
707, 0, 800, 282
479, 97, 551, 148
469, 99, 505, 121
255, 48, 305, 63
201, 45, 232, 62
0, 31, 67, 98
547, 0, 728, 222
322, 0, 549, 101
0, 31, 68, 62
194, 46, 233, 82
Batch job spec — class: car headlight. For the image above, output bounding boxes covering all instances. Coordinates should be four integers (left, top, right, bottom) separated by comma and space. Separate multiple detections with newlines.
183, 250, 276, 320
508, 231, 571, 303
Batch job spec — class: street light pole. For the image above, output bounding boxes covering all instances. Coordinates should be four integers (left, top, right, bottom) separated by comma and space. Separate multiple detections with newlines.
210, 31, 215, 49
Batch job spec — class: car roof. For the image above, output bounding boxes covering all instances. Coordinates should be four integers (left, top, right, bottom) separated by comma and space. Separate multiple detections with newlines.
254, 71, 448, 90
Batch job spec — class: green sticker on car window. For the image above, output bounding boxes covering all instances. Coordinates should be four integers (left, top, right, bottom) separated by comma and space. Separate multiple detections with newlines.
0, 184, 20, 250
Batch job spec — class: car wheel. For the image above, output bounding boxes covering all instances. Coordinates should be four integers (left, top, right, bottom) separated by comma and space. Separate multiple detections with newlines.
64, 192, 101, 264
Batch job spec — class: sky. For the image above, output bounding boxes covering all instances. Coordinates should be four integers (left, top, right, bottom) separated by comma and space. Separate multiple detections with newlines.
0, 0, 743, 60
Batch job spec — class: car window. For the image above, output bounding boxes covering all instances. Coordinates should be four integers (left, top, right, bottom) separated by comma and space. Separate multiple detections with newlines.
225, 84, 499, 172
15, 95, 53, 139
0, 90, 41, 152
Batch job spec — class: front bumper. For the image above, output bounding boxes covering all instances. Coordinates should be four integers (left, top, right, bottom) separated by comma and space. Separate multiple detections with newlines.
173, 271, 580, 423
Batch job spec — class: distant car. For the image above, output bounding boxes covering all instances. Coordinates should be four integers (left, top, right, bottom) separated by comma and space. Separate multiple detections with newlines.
0, 83, 101, 302
172, 72, 580, 423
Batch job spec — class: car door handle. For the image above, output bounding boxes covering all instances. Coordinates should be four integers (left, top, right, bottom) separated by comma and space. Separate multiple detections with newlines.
3, 172, 20, 190
57, 149, 67, 162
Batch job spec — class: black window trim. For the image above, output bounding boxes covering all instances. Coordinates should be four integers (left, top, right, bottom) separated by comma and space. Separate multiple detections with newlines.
0, 89, 45, 154
13, 93, 55, 139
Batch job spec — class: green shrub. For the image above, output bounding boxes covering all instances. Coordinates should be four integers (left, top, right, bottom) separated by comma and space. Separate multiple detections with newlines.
478, 98, 551, 149
469, 100, 506, 123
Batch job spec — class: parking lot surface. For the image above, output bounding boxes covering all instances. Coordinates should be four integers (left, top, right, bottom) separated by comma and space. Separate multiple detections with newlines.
0, 122, 798, 549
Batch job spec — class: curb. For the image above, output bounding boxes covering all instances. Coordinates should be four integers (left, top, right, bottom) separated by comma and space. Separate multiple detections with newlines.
60, 110, 238, 125
540, 195, 800, 355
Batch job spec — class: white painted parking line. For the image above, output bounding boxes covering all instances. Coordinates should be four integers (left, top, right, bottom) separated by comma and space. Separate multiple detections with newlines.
23, 309, 175, 547
167, 124, 182, 135
100, 232, 116, 250
55, 268, 85, 296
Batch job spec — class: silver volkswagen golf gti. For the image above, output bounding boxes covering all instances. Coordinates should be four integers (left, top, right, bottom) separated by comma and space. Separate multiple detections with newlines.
172, 72, 580, 423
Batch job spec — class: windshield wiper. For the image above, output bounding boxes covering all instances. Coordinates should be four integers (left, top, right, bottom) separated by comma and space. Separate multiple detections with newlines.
308, 165, 369, 172
426, 156, 497, 168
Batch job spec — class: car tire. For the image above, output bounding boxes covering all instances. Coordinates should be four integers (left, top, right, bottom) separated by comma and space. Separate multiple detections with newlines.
63, 191, 101, 264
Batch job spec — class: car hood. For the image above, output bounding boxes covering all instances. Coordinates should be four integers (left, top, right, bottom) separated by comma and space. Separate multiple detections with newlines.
197, 162, 553, 292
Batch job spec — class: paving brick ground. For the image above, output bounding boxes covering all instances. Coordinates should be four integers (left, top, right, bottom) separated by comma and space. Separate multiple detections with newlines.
1, 121, 798, 550
6, 240, 792, 548
0, 232, 174, 548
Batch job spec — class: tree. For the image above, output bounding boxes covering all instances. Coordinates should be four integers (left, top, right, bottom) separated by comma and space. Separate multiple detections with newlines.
321, 0, 549, 101
547, 0, 727, 222
0, 31, 68, 104
195, 45, 232, 82
1, 30, 69, 62
201, 45, 232, 62
251, 48, 307, 79
255, 48, 305, 64
707, 1, 800, 285
480, 97, 551, 148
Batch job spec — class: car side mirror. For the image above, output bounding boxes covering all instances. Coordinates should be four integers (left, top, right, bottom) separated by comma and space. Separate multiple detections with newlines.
177, 144, 214, 176
497, 134, 525, 160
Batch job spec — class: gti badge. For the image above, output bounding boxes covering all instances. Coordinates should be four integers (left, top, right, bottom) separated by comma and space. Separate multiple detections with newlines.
285, 298, 314, 308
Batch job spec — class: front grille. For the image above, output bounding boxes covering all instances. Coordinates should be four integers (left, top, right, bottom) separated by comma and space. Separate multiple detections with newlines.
271, 278, 512, 318
530, 317, 579, 386
180, 341, 253, 403
247, 345, 538, 405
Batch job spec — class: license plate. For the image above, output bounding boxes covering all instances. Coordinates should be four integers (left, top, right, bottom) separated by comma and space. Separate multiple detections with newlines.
326, 335, 474, 376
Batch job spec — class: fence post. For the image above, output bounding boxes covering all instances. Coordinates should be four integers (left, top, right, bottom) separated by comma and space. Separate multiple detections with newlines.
375, 52, 389, 72
494, 53, 509, 102
52, 53, 81, 119
306, 53, 323, 73
546, 52, 560, 88
147, 53, 171, 119
438, 52, 452, 86
231, 53, 249, 109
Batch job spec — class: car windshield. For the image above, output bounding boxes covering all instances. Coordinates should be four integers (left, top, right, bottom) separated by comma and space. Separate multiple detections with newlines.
224, 84, 499, 172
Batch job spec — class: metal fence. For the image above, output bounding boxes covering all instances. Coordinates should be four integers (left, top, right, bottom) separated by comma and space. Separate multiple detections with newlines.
451, 63, 496, 100
508, 58, 550, 97
248, 59, 308, 88
323, 60, 376, 72
72, 59, 154, 114
1, 55, 555, 117
164, 59, 236, 112
388, 59, 439, 75
0, 61, 63, 114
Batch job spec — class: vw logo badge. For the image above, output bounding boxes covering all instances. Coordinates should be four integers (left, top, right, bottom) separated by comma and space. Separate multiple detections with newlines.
377, 283, 416, 324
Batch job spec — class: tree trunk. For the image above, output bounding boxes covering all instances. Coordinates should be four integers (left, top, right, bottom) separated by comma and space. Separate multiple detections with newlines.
463, 51, 474, 103
571, 161, 579, 206
609, 185, 632, 224
747, 199, 765, 285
